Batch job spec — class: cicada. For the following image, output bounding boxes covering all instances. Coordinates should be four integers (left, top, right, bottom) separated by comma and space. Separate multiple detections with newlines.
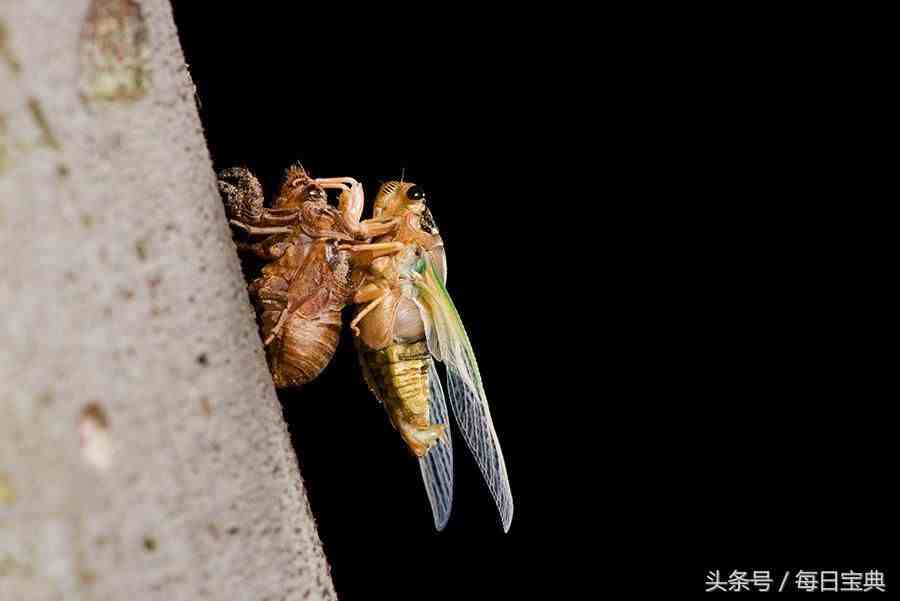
346, 181, 513, 532
219, 165, 393, 387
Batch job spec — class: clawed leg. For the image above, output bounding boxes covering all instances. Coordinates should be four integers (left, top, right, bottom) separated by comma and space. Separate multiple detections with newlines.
313, 177, 358, 185
313, 176, 401, 239
263, 307, 291, 346
315, 177, 365, 225
229, 219, 292, 236
256, 209, 301, 224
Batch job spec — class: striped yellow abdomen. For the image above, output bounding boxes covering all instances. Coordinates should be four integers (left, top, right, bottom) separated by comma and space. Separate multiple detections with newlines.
359, 341, 431, 428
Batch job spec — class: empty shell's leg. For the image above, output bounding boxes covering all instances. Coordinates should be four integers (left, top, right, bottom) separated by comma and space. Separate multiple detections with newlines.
228, 220, 292, 236
314, 177, 360, 187
234, 237, 293, 261
264, 308, 291, 346
315, 178, 365, 225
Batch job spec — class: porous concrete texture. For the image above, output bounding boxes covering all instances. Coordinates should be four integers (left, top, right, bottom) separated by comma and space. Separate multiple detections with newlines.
0, 1, 336, 599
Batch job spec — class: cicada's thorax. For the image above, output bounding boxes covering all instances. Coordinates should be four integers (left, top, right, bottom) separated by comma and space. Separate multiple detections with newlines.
355, 209, 446, 456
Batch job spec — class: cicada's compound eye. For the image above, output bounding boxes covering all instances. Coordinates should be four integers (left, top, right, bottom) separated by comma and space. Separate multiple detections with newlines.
406, 185, 425, 201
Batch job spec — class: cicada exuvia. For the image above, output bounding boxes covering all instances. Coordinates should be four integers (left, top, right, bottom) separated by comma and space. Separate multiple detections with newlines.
345, 180, 513, 532
219, 165, 394, 387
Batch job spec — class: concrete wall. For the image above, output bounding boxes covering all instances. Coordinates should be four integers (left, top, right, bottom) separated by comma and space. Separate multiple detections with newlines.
0, 2, 336, 599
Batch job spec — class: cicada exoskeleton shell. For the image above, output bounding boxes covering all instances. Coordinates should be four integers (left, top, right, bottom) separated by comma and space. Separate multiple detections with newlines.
220, 165, 361, 387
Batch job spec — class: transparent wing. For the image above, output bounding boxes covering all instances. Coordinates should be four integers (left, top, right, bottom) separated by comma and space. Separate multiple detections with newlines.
414, 251, 513, 532
445, 367, 513, 532
418, 359, 454, 531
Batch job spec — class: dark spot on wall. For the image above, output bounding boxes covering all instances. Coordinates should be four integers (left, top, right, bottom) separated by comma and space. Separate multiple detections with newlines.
80, 570, 97, 585
0, 20, 22, 74
0, 471, 14, 505
79, 403, 114, 469
135, 238, 149, 261
207, 523, 220, 539
196, 353, 209, 366
142, 536, 157, 551
0, 113, 8, 173
81, 403, 109, 429
27, 98, 59, 150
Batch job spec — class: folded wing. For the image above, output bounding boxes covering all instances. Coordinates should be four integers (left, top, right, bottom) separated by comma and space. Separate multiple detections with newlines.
418, 360, 454, 531
413, 251, 513, 532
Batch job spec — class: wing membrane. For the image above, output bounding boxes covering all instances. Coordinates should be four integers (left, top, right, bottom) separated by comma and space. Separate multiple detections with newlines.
418, 359, 454, 531
414, 252, 513, 532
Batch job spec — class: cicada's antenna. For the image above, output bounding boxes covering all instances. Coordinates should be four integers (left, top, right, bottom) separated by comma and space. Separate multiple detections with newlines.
399, 167, 406, 185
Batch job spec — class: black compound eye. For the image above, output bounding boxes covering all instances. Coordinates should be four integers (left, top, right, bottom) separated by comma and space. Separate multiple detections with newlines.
406, 185, 425, 201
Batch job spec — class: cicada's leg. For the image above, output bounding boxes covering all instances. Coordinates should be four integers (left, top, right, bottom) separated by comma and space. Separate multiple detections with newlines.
356, 217, 399, 239
349, 285, 389, 336
250, 276, 294, 347
339, 241, 405, 256
315, 177, 365, 226
264, 308, 291, 346
234, 237, 293, 261
352, 283, 384, 304
228, 220, 293, 236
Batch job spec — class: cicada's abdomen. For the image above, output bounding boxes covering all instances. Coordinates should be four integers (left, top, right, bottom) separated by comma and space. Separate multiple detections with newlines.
268, 308, 342, 387
251, 238, 351, 388
358, 341, 445, 456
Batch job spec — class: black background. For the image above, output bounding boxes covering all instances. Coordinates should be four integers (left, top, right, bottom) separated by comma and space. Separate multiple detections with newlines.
172, 5, 892, 597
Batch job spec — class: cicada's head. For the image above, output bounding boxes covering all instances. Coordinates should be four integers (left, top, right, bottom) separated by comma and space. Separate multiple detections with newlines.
373, 181, 427, 218
374, 180, 441, 238
275, 163, 327, 210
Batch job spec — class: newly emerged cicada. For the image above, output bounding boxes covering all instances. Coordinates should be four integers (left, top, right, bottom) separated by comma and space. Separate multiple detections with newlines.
219, 165, 393, 387
346, 181, 513, 532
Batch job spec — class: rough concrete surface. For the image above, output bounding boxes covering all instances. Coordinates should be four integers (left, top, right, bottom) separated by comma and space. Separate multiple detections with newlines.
0, 1, 336, 599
